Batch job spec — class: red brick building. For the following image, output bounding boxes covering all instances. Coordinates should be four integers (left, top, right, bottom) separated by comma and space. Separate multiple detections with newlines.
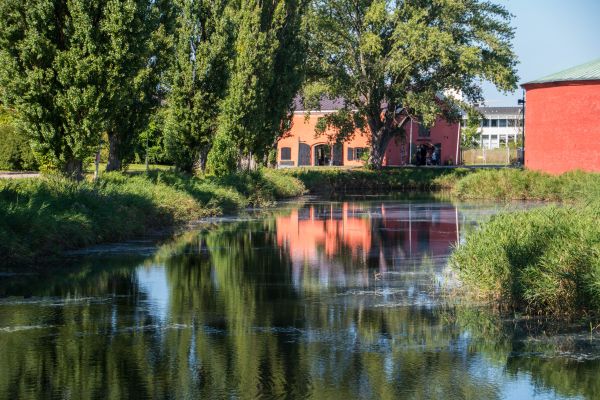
277, 98, 461, 167
522, 58, 600, 174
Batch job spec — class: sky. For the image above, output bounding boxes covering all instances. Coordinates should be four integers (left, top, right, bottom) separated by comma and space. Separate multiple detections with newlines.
481, 0, 600, 106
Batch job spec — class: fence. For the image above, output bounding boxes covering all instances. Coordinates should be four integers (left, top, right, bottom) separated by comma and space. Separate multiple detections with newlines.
462, 148, 519, 165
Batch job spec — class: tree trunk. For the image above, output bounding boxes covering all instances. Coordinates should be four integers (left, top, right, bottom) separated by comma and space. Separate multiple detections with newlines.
195, 145, 210, 173
106, 132, 121, 172
369, 129, 392, 169
64, 158, 84, 180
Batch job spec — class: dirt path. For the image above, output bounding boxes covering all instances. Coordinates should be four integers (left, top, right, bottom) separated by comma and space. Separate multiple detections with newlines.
0, 172, 40, 179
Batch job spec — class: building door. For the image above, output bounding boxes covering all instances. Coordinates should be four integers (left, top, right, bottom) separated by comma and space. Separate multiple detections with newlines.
298, 143, 311, 166
314, 144, 331, 166
332, 143, 343, 166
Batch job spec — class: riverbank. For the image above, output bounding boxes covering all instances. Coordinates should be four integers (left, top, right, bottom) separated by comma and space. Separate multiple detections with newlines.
450, 169, 600, 316
280, 166, 474, 193
0, 170, 305, 267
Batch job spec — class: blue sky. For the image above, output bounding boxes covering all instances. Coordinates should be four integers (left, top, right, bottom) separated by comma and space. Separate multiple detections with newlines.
481, 0, 600, 106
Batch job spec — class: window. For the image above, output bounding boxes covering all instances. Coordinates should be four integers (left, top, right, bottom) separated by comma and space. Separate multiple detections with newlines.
498, 119, 507, 128
507, 119, 517, 128
280, 147, 292, 161
355, 147, 368, 160
491, 119, 498, 128
491, 135, 498, 140
482, 135, 489, 141
482, 119, 490, 128
418, 125, 430, 137
347, 147, 354, 161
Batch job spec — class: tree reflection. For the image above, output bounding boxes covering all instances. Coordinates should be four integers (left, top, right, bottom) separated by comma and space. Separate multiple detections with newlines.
0, 200, 598, 399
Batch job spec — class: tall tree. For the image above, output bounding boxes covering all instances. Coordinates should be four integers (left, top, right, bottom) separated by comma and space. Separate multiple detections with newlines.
206, 0, 308, 176
305, 0, 518, 168
164, 0, 233, 173
103, 0, 175, 172
0, 1, 107, 177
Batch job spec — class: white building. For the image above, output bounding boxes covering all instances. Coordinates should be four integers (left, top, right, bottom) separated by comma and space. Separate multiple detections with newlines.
461, 106, 523, 149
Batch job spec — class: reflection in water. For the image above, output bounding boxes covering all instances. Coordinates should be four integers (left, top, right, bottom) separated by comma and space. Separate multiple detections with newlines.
0, 199, 599, 399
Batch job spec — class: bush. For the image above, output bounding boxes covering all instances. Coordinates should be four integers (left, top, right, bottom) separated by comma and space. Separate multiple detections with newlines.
0, 124, 38, 171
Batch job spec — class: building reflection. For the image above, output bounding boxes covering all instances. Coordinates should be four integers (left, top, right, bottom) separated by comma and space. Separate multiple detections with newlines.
276, 201, 460, 290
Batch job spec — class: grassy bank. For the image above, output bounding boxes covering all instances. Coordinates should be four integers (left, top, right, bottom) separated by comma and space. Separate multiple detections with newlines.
450, 168, 600, 316
0, 169, 305, 267
454, 168, 600, 202
279, 167, 474, 193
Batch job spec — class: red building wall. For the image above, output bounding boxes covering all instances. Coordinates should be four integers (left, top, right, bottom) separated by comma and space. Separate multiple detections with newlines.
278, 113, 460, 167
523, 81, 600, 174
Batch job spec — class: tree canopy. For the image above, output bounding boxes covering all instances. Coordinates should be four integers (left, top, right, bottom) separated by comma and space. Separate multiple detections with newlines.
304, 0, 518, 168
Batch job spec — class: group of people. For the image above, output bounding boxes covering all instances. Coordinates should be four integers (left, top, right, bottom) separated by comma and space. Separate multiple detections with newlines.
415, 144, 441, 166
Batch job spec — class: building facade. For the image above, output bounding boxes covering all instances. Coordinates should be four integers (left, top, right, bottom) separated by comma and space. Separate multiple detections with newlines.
522, 58, 600, 174
277, 99, 460, 167
461, 106, 523, 149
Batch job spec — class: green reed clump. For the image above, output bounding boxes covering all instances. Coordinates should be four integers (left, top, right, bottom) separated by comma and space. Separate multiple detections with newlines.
451, 204, 600, 315
0, 170, 305, 267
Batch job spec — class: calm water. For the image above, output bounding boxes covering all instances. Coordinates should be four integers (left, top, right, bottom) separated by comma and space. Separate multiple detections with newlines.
1, 198, 599, 400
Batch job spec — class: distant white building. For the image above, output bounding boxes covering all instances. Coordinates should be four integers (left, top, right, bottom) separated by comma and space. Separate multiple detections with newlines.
461, 107, 523, 149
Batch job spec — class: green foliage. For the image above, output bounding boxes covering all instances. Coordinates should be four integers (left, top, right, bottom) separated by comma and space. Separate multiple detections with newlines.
102, 0, 174, 171
0, 107, 37, 171
461, 111, 481, 149
0, 125, 38, 171
0, 170, 305, 266
305, 0, 519, 167
207, 0, 308, 175
0, 1, 108, 176
164, 0, 233, 172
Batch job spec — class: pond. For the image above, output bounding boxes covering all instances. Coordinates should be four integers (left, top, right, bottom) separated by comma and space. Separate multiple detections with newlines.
1, 197, 599, 399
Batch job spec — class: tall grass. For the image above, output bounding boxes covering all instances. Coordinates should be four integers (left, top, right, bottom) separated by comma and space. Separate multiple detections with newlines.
451, 190, 600, 315
454, 168, 600, 202
0, 170, 305, 267
279, 167, 473, 193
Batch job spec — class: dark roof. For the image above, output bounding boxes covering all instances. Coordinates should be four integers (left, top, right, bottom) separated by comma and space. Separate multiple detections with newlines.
523, 58, 600, 86
293, 96, 347, 112
475, 106, 521, 116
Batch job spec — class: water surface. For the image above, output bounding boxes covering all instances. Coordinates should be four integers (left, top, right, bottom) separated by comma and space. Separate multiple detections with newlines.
1, 197, 599, 399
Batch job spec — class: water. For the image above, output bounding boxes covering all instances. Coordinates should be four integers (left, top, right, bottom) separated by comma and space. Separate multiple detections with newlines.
1, 197, 599, 400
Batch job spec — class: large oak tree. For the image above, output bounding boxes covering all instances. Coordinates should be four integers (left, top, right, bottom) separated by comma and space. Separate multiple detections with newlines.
305, 0, 519, 168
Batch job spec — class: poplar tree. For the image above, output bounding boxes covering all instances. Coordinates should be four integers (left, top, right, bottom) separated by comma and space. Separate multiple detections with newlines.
164, 0, 233, 172
0, 1, 107, 177
207, 0, 308, 176
103, 0, 175, 171
305, 0, 519, 168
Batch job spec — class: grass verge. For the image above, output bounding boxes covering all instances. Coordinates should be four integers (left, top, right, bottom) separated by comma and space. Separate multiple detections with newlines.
0, 169, 305, 267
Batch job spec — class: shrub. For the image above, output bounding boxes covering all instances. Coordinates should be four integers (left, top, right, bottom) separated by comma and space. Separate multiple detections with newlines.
0, 124, 38, 171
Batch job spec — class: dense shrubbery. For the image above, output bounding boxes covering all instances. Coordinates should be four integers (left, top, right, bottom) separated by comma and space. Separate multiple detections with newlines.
0, 125, 38, 171
0, 170, 305, 266
0, 108, 38, 171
